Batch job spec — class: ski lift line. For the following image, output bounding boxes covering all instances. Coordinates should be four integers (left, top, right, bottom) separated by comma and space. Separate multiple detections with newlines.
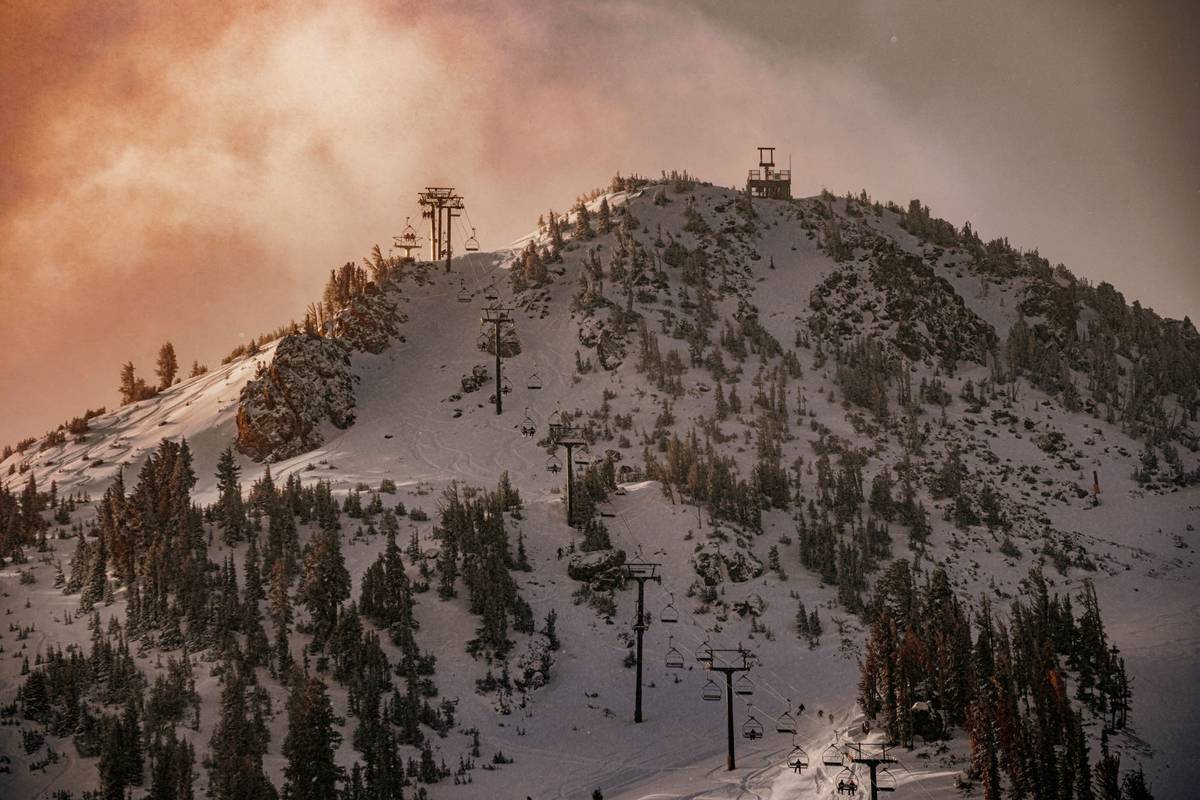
666, 610, 797, 713
676, 606, 799, 711
605, 506, 799, 720
893, 759, 939, 800
608, 504, 795, 712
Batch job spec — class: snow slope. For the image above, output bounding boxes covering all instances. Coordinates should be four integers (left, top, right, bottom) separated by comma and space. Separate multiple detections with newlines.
2, 182, 1197, 799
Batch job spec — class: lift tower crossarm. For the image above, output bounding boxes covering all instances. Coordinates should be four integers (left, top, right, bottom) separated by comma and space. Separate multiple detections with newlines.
848, 743, 899, 800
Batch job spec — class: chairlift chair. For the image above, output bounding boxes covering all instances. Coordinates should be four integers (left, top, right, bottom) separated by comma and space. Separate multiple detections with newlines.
876, 767, 897, 793
521, 410, 537, 438
548, 410, 564, 439
834, 767, 859, 796
822, 742, 846, 767
701, 678, 722, 702
742, 713, 764, 740
545, 454, 562, 474
695, 639, 713, 664
776, 700, 797, 735
457, 285, 471, 303
484, 283, 499, 301
465, 227, 480, 252
659, 593, 679, 624
573, 448, 591, 468
786, 743, 809, 772
664, 636, 684, 670
501, 376, 512, 395
526, 371, 543, 391
734, 674, 754, 696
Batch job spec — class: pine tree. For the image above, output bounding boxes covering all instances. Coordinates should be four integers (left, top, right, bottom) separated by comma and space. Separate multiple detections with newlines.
269, 559, 294, 676
767, 545, 785, 579
436, 533, 458, 599
216, 447, 245, 544
543, 609, 560, 651
299, 526, 350, 643
243, 535, 270, 666
149, 728, 196, 800
597, 196, 612, 234
1122, 766, 1153, 800
714, 381, 729, 420
521, 242, 547, 285
808, 608, 822, 644
98, 716, 128, 800
119, 361, 155, 404
122, 696, 145, 786
208, 661, 277, 800
573, 201, 594, 240
1096, 749, 1121, 800
119, 362, 139, 406
795, 599, 810, 638
80, 531, 108, 611
156, 342, 179, 390
868, 467, 895, 521
282, 674, 343, 800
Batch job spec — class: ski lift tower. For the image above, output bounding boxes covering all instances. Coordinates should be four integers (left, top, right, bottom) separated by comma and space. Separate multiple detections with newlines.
622, 560, 662, 724
746, 146, 791, 200
481, 305, 514, 416
699, 645, 756, 771
393, 217, 422, 262
847, 742, 899, 800
418, 187, 465, 272
548, 423, 588, 527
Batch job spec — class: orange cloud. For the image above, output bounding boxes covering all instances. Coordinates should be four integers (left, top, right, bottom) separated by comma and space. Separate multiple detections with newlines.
1, 0, 1195, 445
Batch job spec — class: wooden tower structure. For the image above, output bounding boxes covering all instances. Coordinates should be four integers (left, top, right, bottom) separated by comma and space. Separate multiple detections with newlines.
746, 146, 791, 200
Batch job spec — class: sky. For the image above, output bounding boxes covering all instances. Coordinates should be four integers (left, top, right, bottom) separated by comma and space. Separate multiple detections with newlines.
1, 0, 1197, 446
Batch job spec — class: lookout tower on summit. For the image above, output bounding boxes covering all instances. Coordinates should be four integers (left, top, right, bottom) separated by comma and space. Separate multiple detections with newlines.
746, 147, 791, 200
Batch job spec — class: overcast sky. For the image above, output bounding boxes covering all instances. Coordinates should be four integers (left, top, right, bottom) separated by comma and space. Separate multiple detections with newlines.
1, 0, 1197, 446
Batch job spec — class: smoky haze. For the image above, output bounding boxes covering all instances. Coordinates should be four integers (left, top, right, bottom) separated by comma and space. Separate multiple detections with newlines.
1, 0, 1197, 446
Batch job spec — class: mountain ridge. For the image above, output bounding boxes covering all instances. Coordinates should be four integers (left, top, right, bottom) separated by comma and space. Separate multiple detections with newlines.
0, 175, 1196, 800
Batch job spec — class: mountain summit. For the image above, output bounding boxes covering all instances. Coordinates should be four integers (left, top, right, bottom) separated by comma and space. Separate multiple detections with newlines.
1, 174, 1196, 799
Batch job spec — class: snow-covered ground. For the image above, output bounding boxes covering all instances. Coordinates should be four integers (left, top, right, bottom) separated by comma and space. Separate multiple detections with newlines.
2, 183, 1196, 799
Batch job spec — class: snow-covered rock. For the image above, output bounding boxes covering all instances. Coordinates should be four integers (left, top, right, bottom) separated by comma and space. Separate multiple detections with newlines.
235, 333, 355, 461
567, 547, 626, 583
692, 544, 763, 585
329, 284, 406, 354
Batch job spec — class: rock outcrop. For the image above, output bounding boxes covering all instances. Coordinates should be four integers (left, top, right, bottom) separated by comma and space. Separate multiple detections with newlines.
329, 285, 406, 354
567, 548, 626, 584
235, 334, 355, 461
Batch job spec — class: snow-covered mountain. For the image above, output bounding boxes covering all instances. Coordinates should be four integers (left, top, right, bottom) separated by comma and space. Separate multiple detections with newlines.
2, 176, 1197, 800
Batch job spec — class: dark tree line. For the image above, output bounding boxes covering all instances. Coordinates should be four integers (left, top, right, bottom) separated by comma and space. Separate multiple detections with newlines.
12, 435, 468, 798
859, 563, 1144, 800
435, 477, 534, 659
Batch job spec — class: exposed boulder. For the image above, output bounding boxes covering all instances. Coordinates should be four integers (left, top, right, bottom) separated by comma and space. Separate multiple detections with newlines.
567, 548, 626, 584
235, 334, 355, 461
461, 365, 491, 393
692, 546, 763, 586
